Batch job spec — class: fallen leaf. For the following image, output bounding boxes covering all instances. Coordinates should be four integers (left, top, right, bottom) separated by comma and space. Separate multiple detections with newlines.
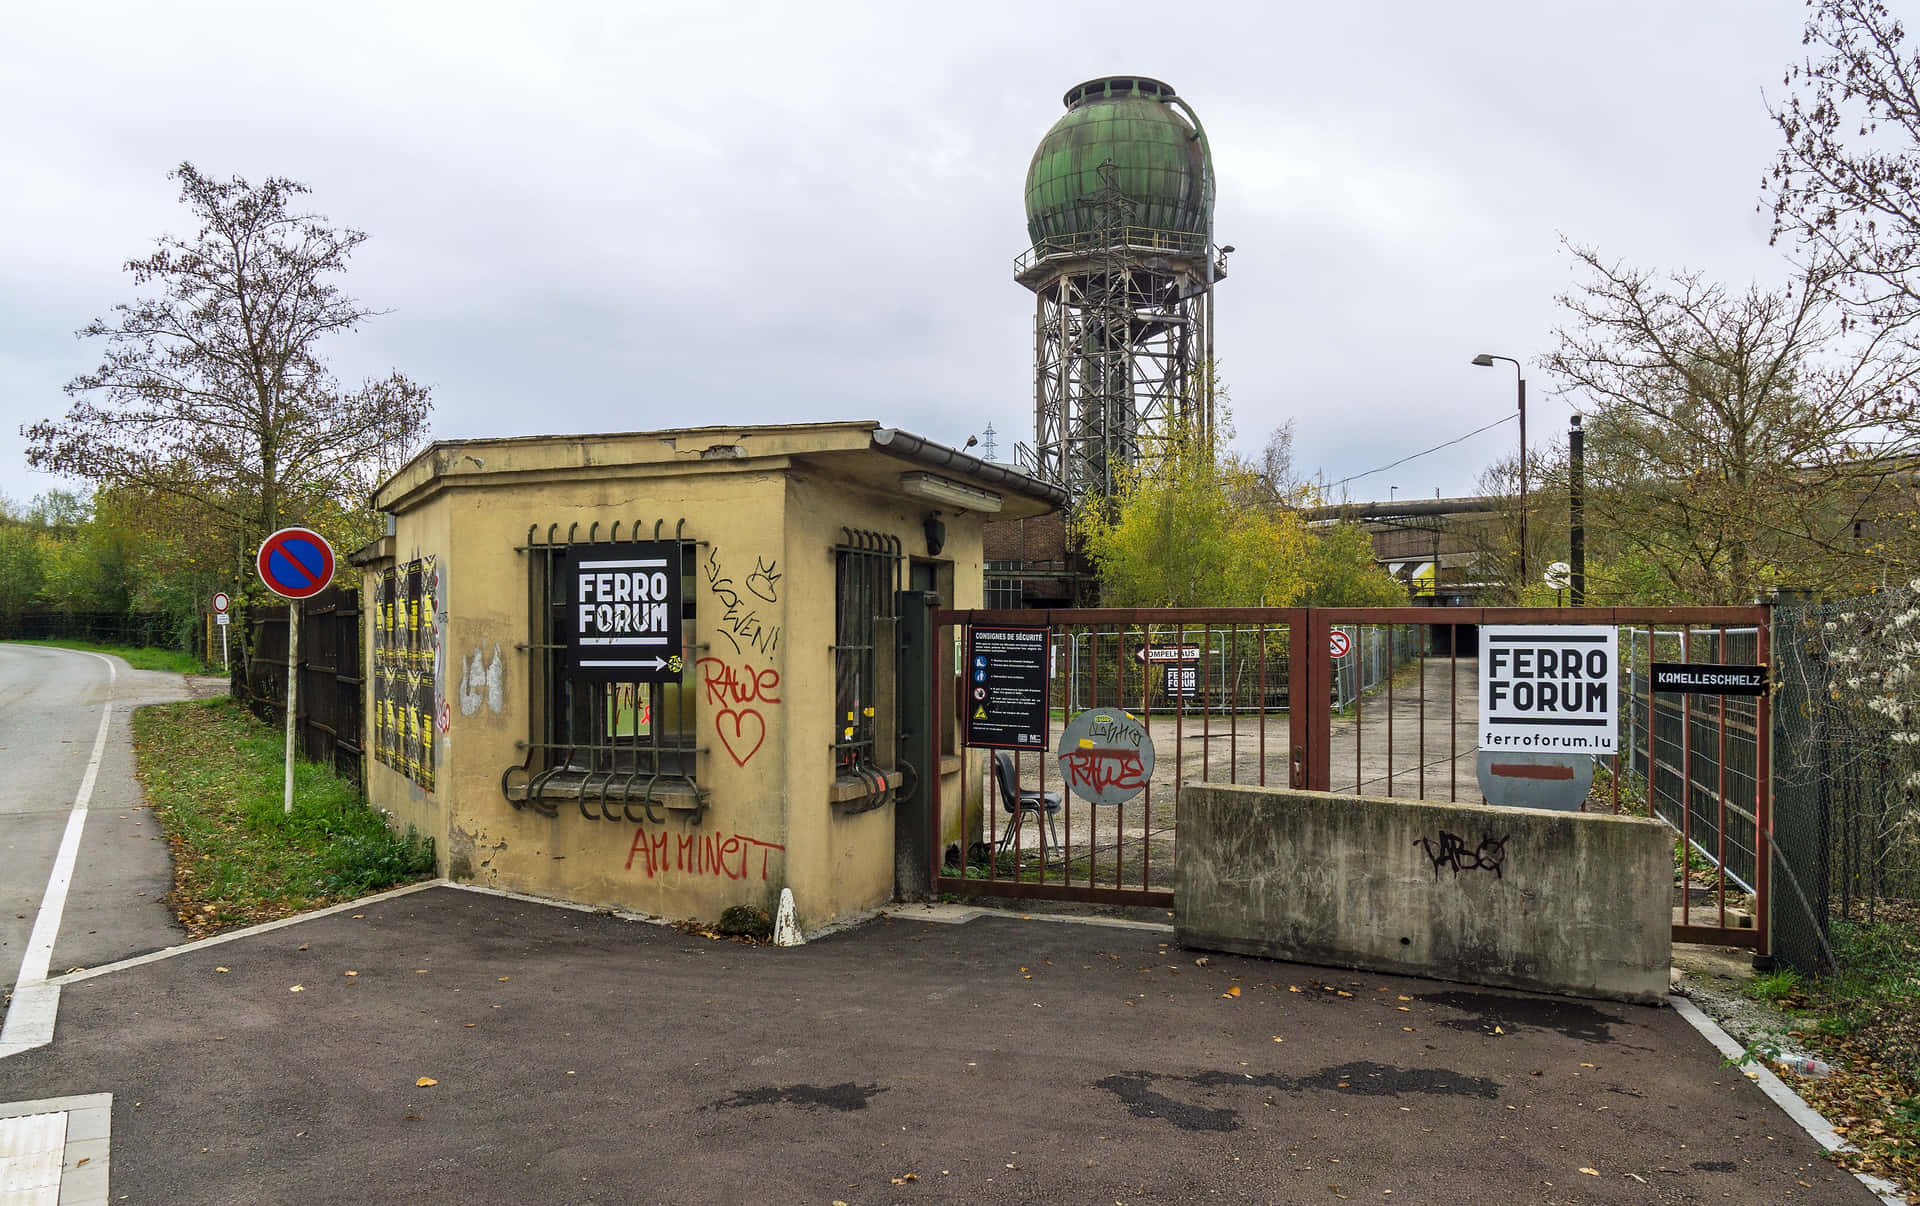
1492, 1025, 1505, 1035
345, 971, 358, 977
1397, 1006, 1411, 1012
1335, 990, 1353, 998
289, 985, 304, 993
1288, 985, 1301, 993
1397, 995, 1412, 1001
1579, 1167, 1599, 1177
416, 1077, 438, 1087
1195, 957, 1209, 966
497, 976, 510, 982
1222, 986, 1241, 998
297, 945, 308, 951
1579, 1062, 1596, 1068
1272, 1036, 1284, 1043
902, 1173, 918, 1182
75, 1157, 88, 1167
214, 967, 228, 973
404, 1114, 421, 1121
465, 1023, 476, 1028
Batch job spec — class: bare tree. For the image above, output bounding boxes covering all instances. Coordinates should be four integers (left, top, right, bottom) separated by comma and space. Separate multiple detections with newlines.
1545, 241, 1920, 602
22, 164, 430, 572
1769, 0, 1920, 331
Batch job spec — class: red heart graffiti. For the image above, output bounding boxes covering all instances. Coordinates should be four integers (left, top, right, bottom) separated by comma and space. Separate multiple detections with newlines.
716, 709, 766, 766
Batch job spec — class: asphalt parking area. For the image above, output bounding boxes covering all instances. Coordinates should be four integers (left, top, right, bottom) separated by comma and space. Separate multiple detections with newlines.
0, 886, 1881, 1204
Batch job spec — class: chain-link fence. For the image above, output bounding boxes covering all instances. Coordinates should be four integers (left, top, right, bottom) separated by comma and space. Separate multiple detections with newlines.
1772, 594, 1920, 973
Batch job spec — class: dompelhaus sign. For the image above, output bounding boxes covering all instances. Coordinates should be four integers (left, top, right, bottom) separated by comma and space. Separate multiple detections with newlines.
1477, 625, 1618, 754
563, 542, 683, 682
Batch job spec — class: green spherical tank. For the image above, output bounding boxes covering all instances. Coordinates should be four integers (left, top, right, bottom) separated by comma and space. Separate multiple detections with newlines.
1023, 76, 1212, 252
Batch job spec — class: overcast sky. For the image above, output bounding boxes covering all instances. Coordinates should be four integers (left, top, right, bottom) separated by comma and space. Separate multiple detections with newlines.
0, 0, 1814, 510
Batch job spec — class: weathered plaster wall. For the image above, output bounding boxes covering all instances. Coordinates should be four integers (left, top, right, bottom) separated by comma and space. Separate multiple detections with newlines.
1174, 785, 1672, 1004
362, 437, 1000, 931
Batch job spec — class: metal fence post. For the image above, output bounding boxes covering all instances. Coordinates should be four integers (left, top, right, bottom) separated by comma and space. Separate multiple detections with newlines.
894, 589, 940, 899
1769, 589, 1829, 974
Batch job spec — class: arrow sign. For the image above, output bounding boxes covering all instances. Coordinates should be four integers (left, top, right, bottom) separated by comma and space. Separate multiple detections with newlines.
1135, 644, 1202, 664
257, 528, 336, 600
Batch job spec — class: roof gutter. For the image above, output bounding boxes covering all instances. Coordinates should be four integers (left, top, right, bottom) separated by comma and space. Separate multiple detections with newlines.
871, 428, 1069, 510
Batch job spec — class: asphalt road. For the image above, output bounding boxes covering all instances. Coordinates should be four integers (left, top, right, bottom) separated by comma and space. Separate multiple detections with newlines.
0, 886, 1882, 1205
0, 643, 187, 1011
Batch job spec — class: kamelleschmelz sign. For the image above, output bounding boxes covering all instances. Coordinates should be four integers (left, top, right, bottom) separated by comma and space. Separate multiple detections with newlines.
1651, 663, 1767, 696
1478, 625, 1618, 754
563, 542, 683, 682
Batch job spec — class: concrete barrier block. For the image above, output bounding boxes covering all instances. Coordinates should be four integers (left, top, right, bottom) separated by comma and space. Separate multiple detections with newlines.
1173, 785, 1671, 1004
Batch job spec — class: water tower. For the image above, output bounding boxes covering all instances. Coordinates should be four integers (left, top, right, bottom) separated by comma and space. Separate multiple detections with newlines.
1016, 76, 1227, 506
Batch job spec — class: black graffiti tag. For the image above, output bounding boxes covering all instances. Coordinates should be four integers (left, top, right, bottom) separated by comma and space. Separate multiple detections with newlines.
1413, 831, 1509, 880
704, 546, 781, 657
746, 555, 781, 603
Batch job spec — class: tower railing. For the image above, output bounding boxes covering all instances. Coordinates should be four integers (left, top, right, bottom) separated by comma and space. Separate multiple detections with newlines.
1014, 225, 1209, 275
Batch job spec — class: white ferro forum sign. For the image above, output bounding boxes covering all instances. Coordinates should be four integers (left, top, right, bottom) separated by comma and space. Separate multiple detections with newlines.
1478, 625, 1618, 754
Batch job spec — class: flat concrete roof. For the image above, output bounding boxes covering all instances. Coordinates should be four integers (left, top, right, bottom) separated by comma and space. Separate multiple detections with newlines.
372, 420, 1065, 520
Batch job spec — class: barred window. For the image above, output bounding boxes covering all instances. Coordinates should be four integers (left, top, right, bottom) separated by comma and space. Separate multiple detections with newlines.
832, 529, 903, 799
501, 522, 704, 824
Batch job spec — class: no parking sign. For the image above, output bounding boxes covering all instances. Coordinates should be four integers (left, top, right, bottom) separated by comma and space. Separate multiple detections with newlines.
257, 528, 336, 600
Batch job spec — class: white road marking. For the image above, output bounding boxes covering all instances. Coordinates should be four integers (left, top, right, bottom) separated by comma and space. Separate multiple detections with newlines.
1672, 993, 1908, 1205
0, 654, 116, 1059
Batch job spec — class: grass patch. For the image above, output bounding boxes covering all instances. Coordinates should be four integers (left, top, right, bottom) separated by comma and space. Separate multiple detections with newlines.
11, 638, 210, 674
133, 697, 434, 938
1770, 904, 1920, 1191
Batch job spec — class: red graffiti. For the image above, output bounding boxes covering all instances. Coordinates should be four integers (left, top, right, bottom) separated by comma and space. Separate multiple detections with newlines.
714, 708, 767, 765
626, 828, 785, 880
697, 657, 779, 765
1060, 748, 1147, 795
696, 657, 781, 708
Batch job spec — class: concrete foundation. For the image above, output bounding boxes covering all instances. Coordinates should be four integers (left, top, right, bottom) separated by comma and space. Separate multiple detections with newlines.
1174, 785, 1672, 1004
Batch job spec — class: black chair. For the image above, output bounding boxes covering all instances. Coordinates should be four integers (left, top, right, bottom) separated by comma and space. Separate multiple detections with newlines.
993, 750, 1063, 854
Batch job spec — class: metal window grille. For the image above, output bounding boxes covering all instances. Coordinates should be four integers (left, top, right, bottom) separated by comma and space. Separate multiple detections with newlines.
500, 519, 706, 824
832, 529, 903, 795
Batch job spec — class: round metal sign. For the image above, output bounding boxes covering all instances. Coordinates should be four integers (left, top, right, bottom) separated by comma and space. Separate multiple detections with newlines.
1475, 751, 1594, 812
1329, 629, 1352, 659
256, 527, 336, 600
1543, 561, 1572, 590
212, 591, 231, 613
1055, 708, 1154, 806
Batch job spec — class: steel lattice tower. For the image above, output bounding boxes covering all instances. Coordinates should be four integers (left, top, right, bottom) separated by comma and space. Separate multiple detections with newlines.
1016, 76, 1227, 508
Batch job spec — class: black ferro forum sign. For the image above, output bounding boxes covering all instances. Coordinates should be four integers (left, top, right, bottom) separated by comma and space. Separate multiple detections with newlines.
563, 542, 683, 682
1650, 662, 1768, 696
964, 626, 1050, 751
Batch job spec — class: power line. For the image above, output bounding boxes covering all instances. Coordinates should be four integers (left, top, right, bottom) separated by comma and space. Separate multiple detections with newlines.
1323, 413, 1517, 492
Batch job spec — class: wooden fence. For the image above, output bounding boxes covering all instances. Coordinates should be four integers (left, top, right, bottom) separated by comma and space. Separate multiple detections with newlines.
239, 585, 366, 788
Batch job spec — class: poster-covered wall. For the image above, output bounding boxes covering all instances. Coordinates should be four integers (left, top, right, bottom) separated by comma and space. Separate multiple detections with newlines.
373, 556, 440, 791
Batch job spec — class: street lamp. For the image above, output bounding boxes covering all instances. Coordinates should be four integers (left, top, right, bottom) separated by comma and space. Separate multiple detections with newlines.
1471, 353, 1527, 586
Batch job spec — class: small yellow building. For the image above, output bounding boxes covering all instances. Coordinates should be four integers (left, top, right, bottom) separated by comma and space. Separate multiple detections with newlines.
356, 421, 1062, 930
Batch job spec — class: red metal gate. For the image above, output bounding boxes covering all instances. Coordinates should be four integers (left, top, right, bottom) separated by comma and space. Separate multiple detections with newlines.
931, 605, 1771, 952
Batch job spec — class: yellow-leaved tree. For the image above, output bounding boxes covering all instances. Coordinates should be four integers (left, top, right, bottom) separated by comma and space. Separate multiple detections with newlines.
1074, 409, 1401, 608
